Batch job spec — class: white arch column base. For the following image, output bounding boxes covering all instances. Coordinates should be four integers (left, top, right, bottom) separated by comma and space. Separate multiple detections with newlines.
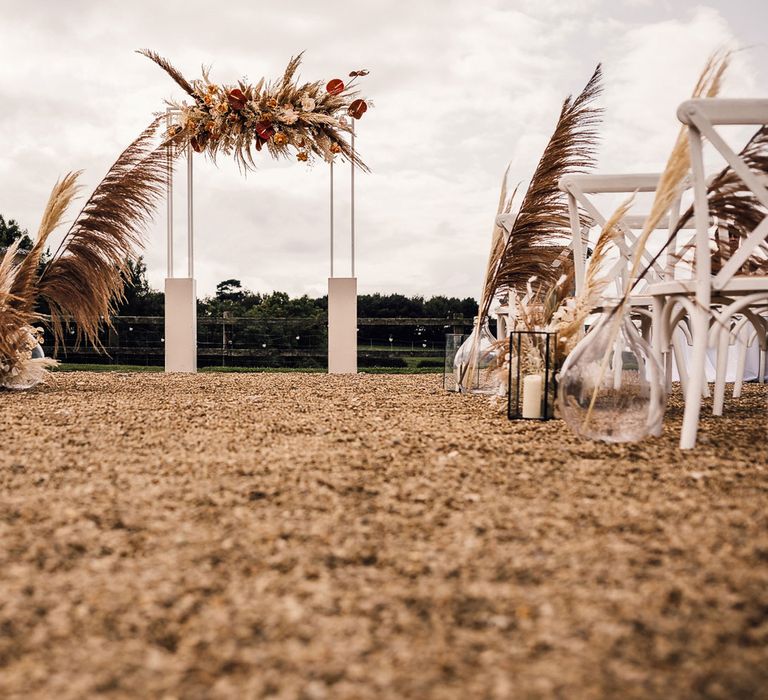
165, 277, 197, 373
328, 277, 357, 374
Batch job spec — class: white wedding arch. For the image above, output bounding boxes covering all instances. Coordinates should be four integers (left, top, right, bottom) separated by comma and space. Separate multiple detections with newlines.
162, 109, 360, 374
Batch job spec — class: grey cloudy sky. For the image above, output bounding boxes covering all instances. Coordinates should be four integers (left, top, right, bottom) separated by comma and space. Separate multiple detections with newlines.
1, 0, 766, 300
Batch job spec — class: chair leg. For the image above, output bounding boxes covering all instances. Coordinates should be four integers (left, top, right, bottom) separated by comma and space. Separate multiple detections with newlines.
680, 308, 709, 450
612, 332, 623, 390
651, 297, 667, 388
733, 335, 748, 399
672, 330, 689, 396
713, 327, 730, 416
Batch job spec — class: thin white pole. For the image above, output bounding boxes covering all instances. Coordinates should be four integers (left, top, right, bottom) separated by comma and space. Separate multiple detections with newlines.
187, 143, 194, 278
350, 120, 355, 278
166, 109, 174, 278
330, 160, 335, 278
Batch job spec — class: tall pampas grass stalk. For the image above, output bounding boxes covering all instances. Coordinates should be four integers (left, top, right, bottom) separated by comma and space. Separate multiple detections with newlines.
625, 50, 730, 286
39, 117, 168, 350
0, 118, 169, 388
484, 64, 602, 316
552, 195, 634, 358
461, 65, 602, 391
460, 168, 513, 389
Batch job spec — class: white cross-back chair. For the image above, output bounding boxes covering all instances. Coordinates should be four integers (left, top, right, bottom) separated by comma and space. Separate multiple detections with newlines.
558, 172, 700, 393
649, 98, 768, 449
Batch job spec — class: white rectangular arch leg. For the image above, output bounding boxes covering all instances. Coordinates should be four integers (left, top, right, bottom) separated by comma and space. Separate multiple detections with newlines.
328, 277, 357, 374
165, 277, 197, 373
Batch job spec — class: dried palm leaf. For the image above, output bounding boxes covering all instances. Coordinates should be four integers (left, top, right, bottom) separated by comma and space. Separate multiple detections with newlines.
39, 117, 168, 350
672, 125, 768, 275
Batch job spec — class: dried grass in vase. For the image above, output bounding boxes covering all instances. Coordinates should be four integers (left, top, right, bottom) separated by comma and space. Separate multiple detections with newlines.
462, 65, 602, 391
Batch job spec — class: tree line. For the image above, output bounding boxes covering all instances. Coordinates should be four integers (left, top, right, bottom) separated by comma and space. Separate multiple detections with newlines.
3, 215, 478, 322
120, 259, 478, 320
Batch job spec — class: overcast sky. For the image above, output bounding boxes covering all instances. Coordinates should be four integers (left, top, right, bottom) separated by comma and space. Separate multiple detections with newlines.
1, 0, 765, 300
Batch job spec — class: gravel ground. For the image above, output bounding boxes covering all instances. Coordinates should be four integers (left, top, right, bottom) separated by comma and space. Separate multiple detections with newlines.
0, 372, 767, 700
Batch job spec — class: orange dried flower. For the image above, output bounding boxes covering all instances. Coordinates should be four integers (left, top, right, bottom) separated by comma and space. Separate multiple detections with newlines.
273, 132, 288, 146
297, 151, 309, 162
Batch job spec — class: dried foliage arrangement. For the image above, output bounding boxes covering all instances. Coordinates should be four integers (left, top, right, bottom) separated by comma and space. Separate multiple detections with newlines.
0, 119, 168, 388
139, 50, 371, 171
655, 125, 768, 279
461, 66, 602, 391
480, 64, 602, 322
623, 50, 730, 290
563, 50, 731, 429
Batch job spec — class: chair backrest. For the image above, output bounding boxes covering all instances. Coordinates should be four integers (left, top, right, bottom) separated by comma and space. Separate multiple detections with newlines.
558, 173, 696, 298
678, 98, 768, 295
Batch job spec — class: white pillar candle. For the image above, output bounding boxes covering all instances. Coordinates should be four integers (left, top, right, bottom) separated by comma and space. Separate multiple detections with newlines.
522, 373, 543, 419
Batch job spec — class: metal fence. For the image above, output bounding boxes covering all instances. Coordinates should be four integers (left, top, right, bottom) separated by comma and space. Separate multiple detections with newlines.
50, 316, 475, 369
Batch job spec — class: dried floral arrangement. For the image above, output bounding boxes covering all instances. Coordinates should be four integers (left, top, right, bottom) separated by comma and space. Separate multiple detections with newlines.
514, 51, 751, 358
0, 120, 168, 389
553, 50, 740, 435
481, 64, 602, 320
139, 50, 371, 171
461, 65, 602, 392
555, 51, 730, 344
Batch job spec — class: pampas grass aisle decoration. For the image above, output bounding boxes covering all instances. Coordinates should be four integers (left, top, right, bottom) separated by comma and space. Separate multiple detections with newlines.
460, 64, 602, 392
456, 168, 514, 392
0, 119, 170, 389
484, 64, 603, 313
557, 49, 731, 441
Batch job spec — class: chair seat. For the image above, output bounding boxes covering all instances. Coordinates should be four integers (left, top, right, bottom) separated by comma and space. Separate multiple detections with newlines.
647, 276, 768, 297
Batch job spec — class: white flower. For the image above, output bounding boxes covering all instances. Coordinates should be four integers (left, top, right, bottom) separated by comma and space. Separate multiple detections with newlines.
300, 95, 316, 112
279, 106, 299, 125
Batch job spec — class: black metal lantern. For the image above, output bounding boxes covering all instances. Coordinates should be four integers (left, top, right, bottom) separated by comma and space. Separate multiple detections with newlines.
507, 330, 557, 420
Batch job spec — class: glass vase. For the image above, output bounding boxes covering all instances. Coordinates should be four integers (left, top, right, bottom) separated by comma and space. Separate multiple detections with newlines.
557, 313, 666, 442
443, 333, 467, 392
454, 317, 502, 395
0, 328, 48, 391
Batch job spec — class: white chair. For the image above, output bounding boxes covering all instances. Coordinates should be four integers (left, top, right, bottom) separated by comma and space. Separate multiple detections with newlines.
649, 98, 768, 449
558, 172, 698, 393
